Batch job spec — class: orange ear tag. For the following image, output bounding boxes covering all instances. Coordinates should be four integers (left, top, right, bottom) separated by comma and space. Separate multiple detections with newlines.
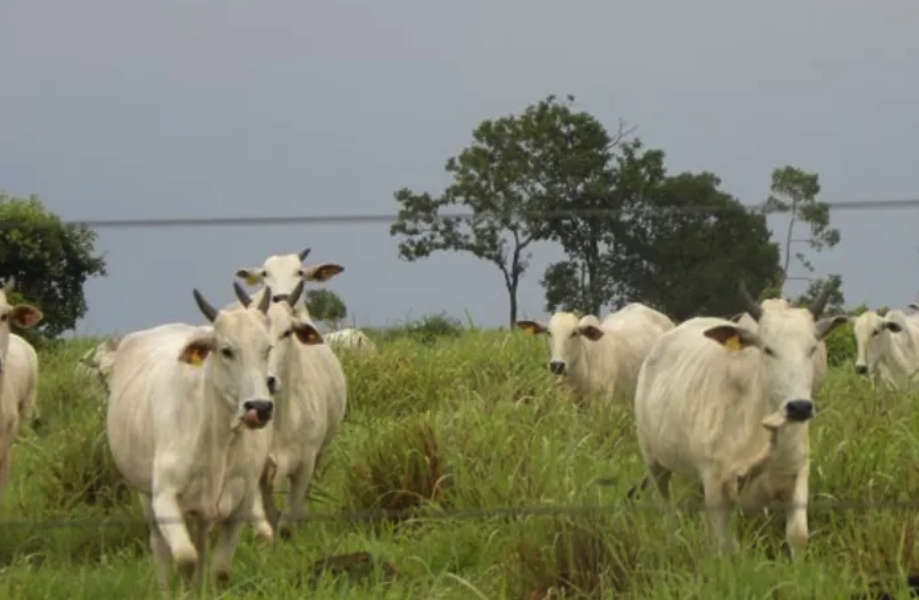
245, 274, 260, 286
723, 335, 743, 351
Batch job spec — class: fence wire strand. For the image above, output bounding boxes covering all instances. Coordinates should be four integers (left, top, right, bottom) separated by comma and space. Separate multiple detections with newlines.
5, 197, 919, 231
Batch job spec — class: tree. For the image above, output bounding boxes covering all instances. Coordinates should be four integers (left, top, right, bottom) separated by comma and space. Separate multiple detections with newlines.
391, 94, 622, 326
612, 171, 782, 321
762, 166, 841, 294
794, 275, 846, 316
305, 289, 347, 330
527, 103, 653, 316
0, 193, 107, 339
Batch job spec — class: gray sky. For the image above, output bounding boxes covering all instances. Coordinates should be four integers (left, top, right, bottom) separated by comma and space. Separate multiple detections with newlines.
2, 0, 918, 336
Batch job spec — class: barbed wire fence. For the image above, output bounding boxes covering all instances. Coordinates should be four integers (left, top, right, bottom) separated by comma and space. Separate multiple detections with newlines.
4, 198, 919, 539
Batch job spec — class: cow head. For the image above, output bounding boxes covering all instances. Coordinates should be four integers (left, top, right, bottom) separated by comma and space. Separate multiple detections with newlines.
516, 312, 605, 376
234, 248, 344, 303
0, 277, 43, 372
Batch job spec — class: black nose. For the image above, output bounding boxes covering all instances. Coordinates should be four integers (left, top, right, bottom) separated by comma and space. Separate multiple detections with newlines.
855, 365, 868, 375
243, 400, 274, 421
785, 400, 815, 422
267, 376, 278, 395
548, 361, 566, 375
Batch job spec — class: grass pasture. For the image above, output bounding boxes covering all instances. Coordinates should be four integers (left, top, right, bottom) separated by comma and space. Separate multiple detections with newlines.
2, 325, 919, 599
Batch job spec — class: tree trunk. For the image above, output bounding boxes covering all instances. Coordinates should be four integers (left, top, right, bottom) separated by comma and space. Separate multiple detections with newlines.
507, 278, 518, 327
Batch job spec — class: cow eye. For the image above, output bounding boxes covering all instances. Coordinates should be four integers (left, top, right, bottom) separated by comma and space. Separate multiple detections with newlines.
0, 313, 6, 322
808, 345, 818, 356
570, 331, 579, 338
220, 347, 234, 359
763, 347, 776, 357
281, 330, 292, 340
260, 270, 267, 277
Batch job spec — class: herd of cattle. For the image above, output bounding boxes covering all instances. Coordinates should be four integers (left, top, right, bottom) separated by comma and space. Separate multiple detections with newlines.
1, 250, 919, 592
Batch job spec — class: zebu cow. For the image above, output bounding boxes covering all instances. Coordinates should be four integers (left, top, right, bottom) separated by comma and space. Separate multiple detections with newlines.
632, 283, 845, 557
106, 286, 323, 592
75, 337, 119, 396
324, 328, 378, 357
232, 282, 346, 540
516, 303, 675, 403
852, 308, 919, 391
228, 248, 344, 318
0, 276, 42, 505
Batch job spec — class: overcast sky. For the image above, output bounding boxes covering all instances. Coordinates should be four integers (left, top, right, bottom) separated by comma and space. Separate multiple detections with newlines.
2, 0, 918, 336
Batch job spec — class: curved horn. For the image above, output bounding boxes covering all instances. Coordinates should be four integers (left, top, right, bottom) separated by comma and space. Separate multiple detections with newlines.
808, 280, 833, 319
192, 289, 219, 323
738, 281, 763, 322
233, 282, 253, 308
287, 280, 305, 307
2, 276, 15, 295
298, 247, 311, 262
256, 285, 272, 315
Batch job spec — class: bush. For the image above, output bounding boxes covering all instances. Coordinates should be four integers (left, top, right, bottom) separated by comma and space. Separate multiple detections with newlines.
824, 320, 856, 368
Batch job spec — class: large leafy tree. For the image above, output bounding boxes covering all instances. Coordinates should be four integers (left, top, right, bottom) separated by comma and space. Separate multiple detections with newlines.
305, 288, 347, 330
0, 193, 107, 339
390, 95, 621, 326
612, 172, 782, 321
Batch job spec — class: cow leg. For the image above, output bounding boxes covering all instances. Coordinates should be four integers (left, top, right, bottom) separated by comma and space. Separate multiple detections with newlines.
151, 489, 198, 587
784, 468, 810, 560
191, 515, 211, 592
0, 448, 12, 505
277, 454, 317, 540
211, 512, 246, 590
139, 494, 172, 594
250, 487, 275, 545
701, 473, 738, 554
258, 456, 280, 539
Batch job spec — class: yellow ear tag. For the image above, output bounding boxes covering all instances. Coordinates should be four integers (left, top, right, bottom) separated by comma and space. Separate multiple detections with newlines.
723, 335, 743, 351
188, 349, 204, 366
245, 274, 260, 286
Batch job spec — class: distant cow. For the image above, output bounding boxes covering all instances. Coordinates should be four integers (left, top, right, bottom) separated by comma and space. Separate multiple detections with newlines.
233, 282, 346, 540
106, 286, 323, 592
324, 328, 378, 357
633, 282, 845, 557
0, 277, 42, 508
75, 337, 119, 396
852, 308, 919, 391
731, 297, 829, 397
516, 303, 675, 403
228, 248, 344, 319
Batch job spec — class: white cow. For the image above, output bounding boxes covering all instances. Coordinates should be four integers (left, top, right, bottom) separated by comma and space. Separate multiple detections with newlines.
228, 248, 344, 318
516, 303, 675, 403
0, 276, 43, 505
75, 337, 119, 396
106, 286, 324, 592
852, 309, 919, 391
324, 328, 378, 357
632, 284, 845, 557
232, 282, 347, 540
730, 297, 829, 397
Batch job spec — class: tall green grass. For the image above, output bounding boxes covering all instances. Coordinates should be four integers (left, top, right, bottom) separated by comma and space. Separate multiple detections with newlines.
0, 324, 916, 599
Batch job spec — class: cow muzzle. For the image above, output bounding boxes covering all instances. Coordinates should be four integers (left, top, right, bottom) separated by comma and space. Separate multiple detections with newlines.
784, 399, 815, 423
548, 361, 566, 375
241, 400, 274, 429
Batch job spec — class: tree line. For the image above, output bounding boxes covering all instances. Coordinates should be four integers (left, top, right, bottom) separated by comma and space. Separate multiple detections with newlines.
389, 94, 844, 325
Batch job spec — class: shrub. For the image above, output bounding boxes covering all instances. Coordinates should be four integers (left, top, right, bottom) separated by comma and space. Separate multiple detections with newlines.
824, 320, 856, 368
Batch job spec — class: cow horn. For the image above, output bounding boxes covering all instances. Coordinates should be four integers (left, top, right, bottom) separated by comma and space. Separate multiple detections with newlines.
298, 247, 311, 262
808, 280, 833, 319
288, 280, 305, 307
256, 286, 272, 315
192, 289, 219, 323
233, 282, 253, 308
739, 281, 763, 322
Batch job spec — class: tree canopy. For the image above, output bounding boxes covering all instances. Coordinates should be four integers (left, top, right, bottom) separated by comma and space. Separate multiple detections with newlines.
305, 288, 347, 330
0, 193, 107, 339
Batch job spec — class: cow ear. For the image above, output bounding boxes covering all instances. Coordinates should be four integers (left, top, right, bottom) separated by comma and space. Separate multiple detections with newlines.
579, 324, 604, 341
292, 322, 324, 346
236, 268, 263, 287
10, 305, 42, 328
179, 334, 214, 366
816, 315, 849, 340
703, 324, 760, 352
303, 263, 344, 282
516, 320, 546, 335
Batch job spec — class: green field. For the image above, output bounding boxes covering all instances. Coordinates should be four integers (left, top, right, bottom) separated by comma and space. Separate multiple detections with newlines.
2, 327, 918, 599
